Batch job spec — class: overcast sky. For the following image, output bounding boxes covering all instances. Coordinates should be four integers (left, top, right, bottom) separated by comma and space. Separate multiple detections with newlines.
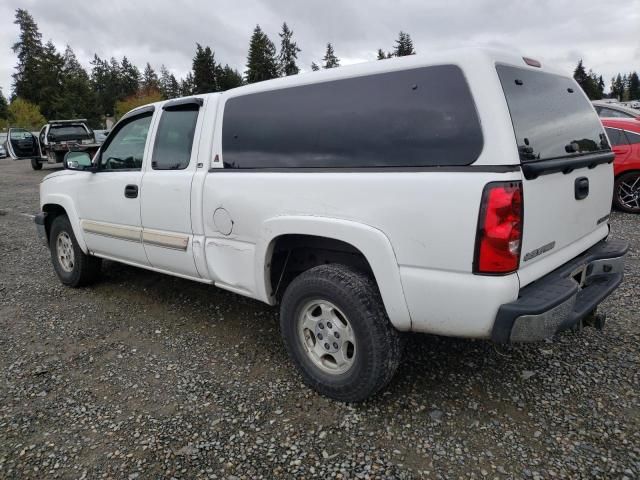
1, 0, 639, 97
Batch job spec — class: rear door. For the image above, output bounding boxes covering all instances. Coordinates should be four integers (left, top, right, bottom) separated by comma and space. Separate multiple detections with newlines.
6, 128, 39, 159
497, 65, 613, 286
140, 98, 204, 278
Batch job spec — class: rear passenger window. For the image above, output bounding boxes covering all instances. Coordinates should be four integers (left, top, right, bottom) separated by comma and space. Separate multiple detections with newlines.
152, 106, 199, 170
222, 65, 483, 168
605, 128, 629, 146
625, 130, 640, 144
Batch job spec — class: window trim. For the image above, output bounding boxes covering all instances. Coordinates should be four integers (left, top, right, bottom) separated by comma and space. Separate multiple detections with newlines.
96, 109, 154, 172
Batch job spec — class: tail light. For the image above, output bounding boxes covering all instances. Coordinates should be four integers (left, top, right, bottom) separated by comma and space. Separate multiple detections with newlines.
474, 181, 523, 274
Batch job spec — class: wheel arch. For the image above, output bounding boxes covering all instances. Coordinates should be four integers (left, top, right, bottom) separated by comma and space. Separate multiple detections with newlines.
41, 195, 88, 253
255, 216, 412, 330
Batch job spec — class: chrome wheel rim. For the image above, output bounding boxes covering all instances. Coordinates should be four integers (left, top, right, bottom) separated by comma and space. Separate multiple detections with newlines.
56, 232, 75, 272
618, 174, 640, 211
297, 300, 356, 375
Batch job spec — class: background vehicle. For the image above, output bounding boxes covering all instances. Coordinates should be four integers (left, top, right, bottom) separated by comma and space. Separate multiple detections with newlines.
602, 117, 640, 213
6, 127, 40, 161
593, 100, 640, 120
35, 50, 627, 401
34, 119, 100, 170
0, 143, 6, 158
93, 129, 110, 144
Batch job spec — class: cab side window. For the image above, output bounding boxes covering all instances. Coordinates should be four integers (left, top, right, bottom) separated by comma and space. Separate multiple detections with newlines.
151, 106, 199, 170
99, 114, 152, 171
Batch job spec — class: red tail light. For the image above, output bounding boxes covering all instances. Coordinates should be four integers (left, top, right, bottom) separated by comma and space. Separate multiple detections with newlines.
474, 181, 523, 274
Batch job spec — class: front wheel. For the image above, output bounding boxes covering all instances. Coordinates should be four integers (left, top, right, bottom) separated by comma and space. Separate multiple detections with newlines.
614, 171, 640, 213
280, 264, 402, 402
49, 215, 101, 287
31, 158, 42, 170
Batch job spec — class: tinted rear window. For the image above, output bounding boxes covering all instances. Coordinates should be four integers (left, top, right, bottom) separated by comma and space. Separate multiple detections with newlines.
497, 65, 609, 162
222, 65, 483, 168
50, 125, 90, 137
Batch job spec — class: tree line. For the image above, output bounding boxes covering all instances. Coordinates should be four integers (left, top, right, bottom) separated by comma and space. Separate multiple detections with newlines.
2, 8, 637, 131
573, 59, 639, 102
1, 9, 417, 130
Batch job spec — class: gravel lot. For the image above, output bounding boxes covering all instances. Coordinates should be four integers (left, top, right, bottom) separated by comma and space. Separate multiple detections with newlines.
0, 157, 638, 479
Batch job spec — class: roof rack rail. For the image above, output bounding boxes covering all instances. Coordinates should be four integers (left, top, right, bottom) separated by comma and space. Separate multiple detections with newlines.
49, 119, 88, 124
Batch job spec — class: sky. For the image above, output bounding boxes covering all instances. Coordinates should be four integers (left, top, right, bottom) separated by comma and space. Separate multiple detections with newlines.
1, 0, 639, 97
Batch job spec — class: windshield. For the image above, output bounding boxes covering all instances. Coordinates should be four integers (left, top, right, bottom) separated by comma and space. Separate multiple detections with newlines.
497, 65, 610, 162
49, 125, 90, 138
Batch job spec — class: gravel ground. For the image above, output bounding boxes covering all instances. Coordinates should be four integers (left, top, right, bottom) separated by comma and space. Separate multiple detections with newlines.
0, 157, 638, 479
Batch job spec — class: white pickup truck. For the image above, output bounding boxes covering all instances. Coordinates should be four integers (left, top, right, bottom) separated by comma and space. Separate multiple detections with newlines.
35, 49, 628, 401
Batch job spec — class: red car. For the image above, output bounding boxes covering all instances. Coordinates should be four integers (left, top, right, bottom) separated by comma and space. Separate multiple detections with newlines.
602, 117, 640, 213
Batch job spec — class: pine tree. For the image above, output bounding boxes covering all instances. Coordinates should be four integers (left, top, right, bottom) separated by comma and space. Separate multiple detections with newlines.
192, 44, 218, 93
393, 32, 415, 57
311, 62, 320, 71
622, 73, 630, 101
120, 57, 140, 98
11, 9, 44, 103
322, 43, 340, 69
180, 72, 195, 96
0, 88, 8, 120
158, 65, 172, 99
38, 40, 64, 119
278, 22, 301, 76
611, 74, 624, 101
57, 46, 99, 125
246, 25, 279, 83
142, 63, 159, 95
168, 74, 180, 98
629, 72, 640, 100
377, 49, 386, 60
217, 64, 244, 91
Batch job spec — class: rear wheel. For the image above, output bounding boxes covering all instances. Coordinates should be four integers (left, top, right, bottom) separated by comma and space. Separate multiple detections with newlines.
614, 171, 640, 213
49, 215, 101, 287
31, 158, 42, 170
280, 264, 402, 402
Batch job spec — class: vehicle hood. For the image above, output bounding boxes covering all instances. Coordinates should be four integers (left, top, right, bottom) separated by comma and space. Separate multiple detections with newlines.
41, 169, 80, 182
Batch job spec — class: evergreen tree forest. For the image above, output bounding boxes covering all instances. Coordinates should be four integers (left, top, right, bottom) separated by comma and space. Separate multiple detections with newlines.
2, 8, 638, 130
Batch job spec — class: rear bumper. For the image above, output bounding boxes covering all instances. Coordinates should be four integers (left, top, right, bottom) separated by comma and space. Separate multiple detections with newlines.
492, 238, 628, 342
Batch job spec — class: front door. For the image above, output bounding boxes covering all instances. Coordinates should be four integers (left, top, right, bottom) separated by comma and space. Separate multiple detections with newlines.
76, 111, 155, 266
6, 128, 39, 159
140, 99, 204, 277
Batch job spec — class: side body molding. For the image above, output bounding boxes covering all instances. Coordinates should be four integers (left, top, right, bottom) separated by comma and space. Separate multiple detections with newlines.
41, 193, 88, 253
255, 216, 412, 331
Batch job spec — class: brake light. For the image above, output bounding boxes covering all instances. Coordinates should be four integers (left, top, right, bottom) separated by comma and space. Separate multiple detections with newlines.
474, 181, 523, 274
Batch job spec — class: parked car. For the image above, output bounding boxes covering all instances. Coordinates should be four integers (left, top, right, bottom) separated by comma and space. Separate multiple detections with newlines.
0, 143, 7, 159
32, 50, 628, 401
602, 117, 640, 213
5, 127, 40, 161
593, 100, 640, 120
93, 129, 110, 144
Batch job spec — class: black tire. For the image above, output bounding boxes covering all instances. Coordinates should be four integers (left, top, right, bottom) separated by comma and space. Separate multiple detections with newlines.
49, 215, 101, 287
280, 264, 402, 402
31, 158, 42, 170
613, 171, 640, 213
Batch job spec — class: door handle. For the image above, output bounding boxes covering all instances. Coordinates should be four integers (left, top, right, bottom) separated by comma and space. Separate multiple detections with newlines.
124, 184, 138, 199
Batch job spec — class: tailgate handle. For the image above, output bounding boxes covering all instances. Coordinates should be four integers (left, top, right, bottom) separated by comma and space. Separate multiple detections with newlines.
575, 177, 589, 200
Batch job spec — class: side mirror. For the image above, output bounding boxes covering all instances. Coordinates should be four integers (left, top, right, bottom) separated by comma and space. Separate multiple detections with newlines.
64, 151, 93, 171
